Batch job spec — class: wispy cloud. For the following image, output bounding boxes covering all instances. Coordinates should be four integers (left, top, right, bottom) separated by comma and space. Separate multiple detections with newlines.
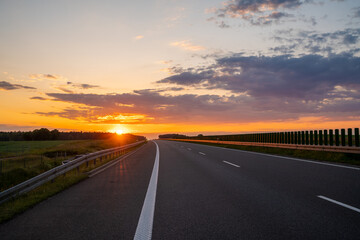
271, 28, 360, 55
29, 74, 63, 80
0, 81, 36, 90
30, 96, 49, 100
134, 35, 144, 40
210, 0, 309, 26
170, 41, 205, 51
66, 82, 100, 89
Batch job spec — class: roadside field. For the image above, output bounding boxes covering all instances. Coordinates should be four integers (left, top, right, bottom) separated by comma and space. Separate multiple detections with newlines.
0, 137, 139, 191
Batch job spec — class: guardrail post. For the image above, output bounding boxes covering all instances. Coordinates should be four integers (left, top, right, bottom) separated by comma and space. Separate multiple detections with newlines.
314, 130, 318, 145
301, 131, 305, 145
348, 128, 352, 147
319, 130, 323, 145
290, 132, 294, 144
335, 129, 340, 146
324, 130, 328, 145
355, 128, 360, 147
341, 129, 346, 146
306, 131, 309, 145
294, 132, 297, 144
329, 129, 334, 146
310, 131, 313, 145
298, 131, 301, 144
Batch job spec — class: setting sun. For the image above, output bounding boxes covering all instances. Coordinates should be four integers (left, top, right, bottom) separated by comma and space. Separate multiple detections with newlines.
114, 129, 124, 135
109, 126, 130, 135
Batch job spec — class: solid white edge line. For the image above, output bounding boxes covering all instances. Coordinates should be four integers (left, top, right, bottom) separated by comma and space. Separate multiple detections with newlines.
199, 152, 206, 155
223, 160, 240, 168
187, 143, 359, 171
134, 141, 160, 240
317, 195, 360, 213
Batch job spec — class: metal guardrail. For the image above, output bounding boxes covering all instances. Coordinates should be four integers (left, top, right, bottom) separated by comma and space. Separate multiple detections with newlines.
0, 141, 145, 204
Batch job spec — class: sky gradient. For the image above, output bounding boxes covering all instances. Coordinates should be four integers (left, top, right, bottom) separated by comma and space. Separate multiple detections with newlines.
1, 0, 359, 139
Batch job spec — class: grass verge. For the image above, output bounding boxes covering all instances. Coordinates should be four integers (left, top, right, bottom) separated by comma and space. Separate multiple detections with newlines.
0, 142, 145, 224
174, 140, 360, 166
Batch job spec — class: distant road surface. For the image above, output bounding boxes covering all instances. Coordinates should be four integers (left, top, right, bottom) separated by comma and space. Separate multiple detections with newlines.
1, 140, 359, 239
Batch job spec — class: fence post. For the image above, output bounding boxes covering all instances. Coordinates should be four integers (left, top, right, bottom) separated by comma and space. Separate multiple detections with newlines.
302, 131, 305, 145
329, 129, 334, 146
319, 130, 323, 145
314, 130, 318, 145
306, 131, 309, 145
294, 132, 297, 144
282, 132, 285, 144
291, 132, 294, 144
310, 131, 313, 145
341, 129, 346, 146
298, 131, 301, 144
324, 130, 328, 145
335, 129, 340, 146
348, 128, 352, 147
355, 128, 360, 147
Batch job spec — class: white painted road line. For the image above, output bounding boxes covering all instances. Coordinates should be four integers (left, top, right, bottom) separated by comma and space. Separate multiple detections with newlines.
134, 141, 160, 240
318, 195, 360, 213
223, 161, 240, 168
187, 148, 192, 151
199, 152, 206, 155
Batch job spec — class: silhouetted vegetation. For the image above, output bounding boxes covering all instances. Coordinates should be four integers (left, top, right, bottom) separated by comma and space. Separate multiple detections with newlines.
158, 133, 188, 139
0, 128, 146, 141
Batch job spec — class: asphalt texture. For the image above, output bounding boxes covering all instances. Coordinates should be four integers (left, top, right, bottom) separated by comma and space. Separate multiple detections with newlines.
1, 140, 360, 239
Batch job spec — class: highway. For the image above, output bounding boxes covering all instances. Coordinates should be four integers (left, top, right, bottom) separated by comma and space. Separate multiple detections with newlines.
1, 140, 359, 239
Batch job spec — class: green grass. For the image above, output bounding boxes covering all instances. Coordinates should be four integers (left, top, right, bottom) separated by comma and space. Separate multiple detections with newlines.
0, 138, 139, 191
0, 142, 145, 223
174, 140, 360, 166
0, 171, 86, 223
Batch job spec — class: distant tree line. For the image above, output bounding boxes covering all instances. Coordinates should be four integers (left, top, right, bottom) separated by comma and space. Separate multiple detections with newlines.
158, 133, 189, 139
0, 128, 146, 141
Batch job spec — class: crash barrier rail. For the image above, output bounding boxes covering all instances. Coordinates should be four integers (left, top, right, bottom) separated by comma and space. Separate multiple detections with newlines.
0, 140, 145, 204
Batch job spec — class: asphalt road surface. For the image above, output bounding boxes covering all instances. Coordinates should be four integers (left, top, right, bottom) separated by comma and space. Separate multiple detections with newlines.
1, 140, 359, 239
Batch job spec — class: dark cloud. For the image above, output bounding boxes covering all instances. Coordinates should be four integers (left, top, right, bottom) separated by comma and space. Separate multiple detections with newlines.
354, 7, 360, 18
158, 53, 360, 101
271, 28, 360, 55
211, 0, 308, 26
0, 81, 36, 90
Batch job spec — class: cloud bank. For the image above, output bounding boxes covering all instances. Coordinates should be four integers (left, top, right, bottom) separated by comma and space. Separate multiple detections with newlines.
0, 81, 35, 90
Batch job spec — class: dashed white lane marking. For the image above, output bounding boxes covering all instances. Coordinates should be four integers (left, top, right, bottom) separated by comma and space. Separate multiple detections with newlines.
134, 141, 160, 240
199, 144, 359, 171
317, 195, 360, 213
187, 148, 192, 151
223, 161, 240, 168
199, 152, 206, 155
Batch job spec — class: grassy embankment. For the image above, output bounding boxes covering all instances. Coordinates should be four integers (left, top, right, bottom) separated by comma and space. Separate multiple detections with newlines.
0, 138, 138, 191
173, 140, 360, 166
0, 138, 145, 223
